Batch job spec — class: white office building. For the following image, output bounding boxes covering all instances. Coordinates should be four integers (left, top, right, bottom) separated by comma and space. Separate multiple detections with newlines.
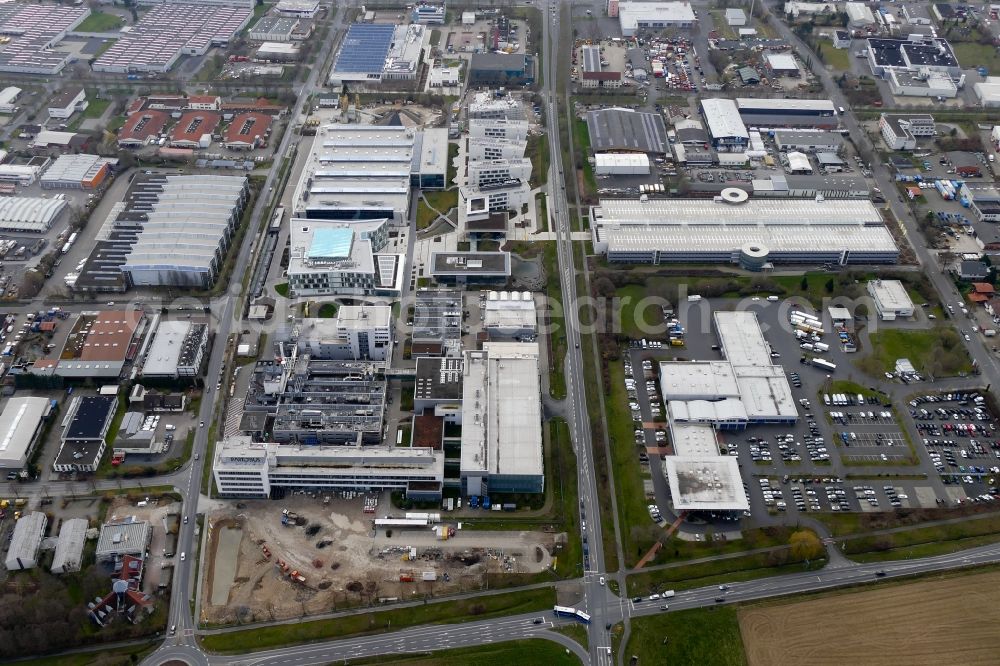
468, 119, 529, 142
460, 342, 544, 495
276, 0, 319, 17
617, 2, 697, 37
0, 86, 21, 114
879, 113, 935, 150
466, 158, 532, 188
483, 291, 537, 338
467, 137, 529, 162
294, 306, 393, 361
213, 436, 445, 501
286, 219, 405, 297
867, 279, 914, 320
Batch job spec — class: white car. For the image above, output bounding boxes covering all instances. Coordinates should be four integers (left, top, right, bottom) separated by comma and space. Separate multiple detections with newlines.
180, 552, 186, 561
599, 576, 605, 586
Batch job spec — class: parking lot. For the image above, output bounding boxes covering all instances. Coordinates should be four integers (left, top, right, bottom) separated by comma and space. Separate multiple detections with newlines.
613, 297, 985, 528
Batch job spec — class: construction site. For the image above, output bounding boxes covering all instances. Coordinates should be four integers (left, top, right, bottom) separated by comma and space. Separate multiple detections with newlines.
200, 492, 558, 625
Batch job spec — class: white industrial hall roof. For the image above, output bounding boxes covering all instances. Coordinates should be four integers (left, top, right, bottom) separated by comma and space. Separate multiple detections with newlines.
0, 196, 67, 232
460, 342, 543, 479
701, 98, 748, 139
0, 397, 50, 468
593, 197, 883, 227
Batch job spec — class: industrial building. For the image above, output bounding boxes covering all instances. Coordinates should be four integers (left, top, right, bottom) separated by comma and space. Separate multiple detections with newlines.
257, 41, 300, 61
412, 3, 446, 23
430, 251, 511, 284
866, 37, 961, 82
0, 397, 52, 472
483, 291, 537, 338
291, 306, 393, 361
411, 288, 464, 356
617, 2, 697, 37
169, 111, 220, 148
214, 436, 444, 500
32, 310, 144, 379
329, 23, 426, 86
286, 220, 404, 297
48, 87, 87, 119
51, 518, 88, 574
113, 412, 162, 455
468, 53, 535, 86
879, 113, 935, 150
93, 4, 251, 73
867, 279, 915, 320
461, 342, 544, 495
53, 394, 118, 473
0, 163, 44, 186
241, 344, 387, 445
961, 185, 1000, 223
736, 98, 836, 123
590, 197, 898, 266
276, 0, 319, 18
95, 519, 151, 561
773, 131, 844, 153
118, 110, 171, 148
845, 1, 875, 25
141, 320, 209, 379
248, 15, 304, 42
701, 99, 749, 151
725, 7, 746, 25
766, 53, 799, 76
973, 77, 1000, 107
73, 174, 249, 292
292, 124, 427, 224
580, 45, 623, 89
886, 67, 958, 98
414, 356, 464, 416
223, 112, 272, 150
0, 4, 88, 75
594, 153, 651, 175
0, 196, 67, 233
585, 107, 669, 154
5, 512, 47, 571
0, 86, 21, 113
39, 154, 115, 190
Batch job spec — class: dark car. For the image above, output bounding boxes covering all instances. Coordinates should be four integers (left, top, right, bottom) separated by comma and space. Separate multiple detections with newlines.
714, 596, 725, 603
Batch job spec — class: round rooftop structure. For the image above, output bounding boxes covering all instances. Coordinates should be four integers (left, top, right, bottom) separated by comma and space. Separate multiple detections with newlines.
739, 243, 770, 272
720, 187, 750, 204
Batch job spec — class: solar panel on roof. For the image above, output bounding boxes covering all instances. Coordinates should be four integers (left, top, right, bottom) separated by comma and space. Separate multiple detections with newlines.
334, 23, 395, 74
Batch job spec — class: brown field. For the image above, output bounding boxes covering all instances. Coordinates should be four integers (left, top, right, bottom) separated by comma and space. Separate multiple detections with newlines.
739, 570, 1000, 666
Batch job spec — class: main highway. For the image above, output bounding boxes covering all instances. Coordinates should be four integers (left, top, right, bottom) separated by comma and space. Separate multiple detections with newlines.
143, 541, 1000, 665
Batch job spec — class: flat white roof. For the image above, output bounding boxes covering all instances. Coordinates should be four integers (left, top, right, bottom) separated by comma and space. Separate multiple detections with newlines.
335, 305, 392, 330
0, 397, 49, 466
460, 343, 543, 479
594, 153, 651, 168
868, 279, 914, 312
736, 98, 837, 113
142, 320, 192, 376
618, 2, 697, 29
601, 224, 898, 255
766, 53, 798, 71
701, 98, 748, 140
660, 361, 740, 400
715, 311, 773, 367
594, 197, 883, 226
669, 422, 719, 457
664, 457, 750, 512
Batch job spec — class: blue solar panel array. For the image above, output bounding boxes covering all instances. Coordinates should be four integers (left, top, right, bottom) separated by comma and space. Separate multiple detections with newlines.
334, 23, 395, 74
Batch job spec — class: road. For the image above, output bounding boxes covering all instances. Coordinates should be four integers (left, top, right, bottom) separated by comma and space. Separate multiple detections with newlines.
538, 1, 619, 664
143, 4, 350, 664
143, 540, 1000, 665
766, 13, 1000, 388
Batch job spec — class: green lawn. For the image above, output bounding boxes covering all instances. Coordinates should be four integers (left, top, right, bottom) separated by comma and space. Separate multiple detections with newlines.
345, 639, 581, 666
855, 327, 972, 378
616, 284, 665, 340
527, 133, 550, 188
542, 242, 567, 399
416, 200, 437, 230
572, 119, 596, 199
708, 10, 737, 39
274, 282, 289, 297
839, 513, 1000, 562
82, 97, 111, 119
200, 588, 557, 652
818, 41, 850, 71
424, 188, 458, 214
535, 193, 548, 232
317, 303, 337, 318
626, 606, 746, 666
553, 624, 588, 651
607, 360, 657, 566
952, 42, 1000, 76
76, 11, 124, 32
